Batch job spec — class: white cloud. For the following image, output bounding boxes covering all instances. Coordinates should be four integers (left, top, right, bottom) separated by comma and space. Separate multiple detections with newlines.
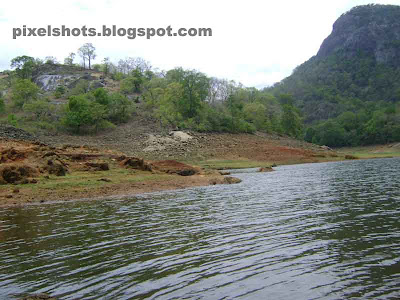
1, 0, 399, 87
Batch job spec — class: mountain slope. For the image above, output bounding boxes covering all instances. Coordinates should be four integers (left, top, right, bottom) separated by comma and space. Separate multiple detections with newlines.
270, 4, 400, 146
272, 4, 400, 123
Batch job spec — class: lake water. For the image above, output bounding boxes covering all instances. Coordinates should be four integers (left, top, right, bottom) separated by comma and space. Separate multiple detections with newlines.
0, 158, 399, 299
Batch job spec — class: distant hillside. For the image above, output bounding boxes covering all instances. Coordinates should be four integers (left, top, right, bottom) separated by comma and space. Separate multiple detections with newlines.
272, 4, 400, 122
270, 4, 400, 146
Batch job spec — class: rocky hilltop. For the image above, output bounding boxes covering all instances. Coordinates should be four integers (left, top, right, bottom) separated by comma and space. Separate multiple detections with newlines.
317, 4, 400, 65
272, 4, 400, 127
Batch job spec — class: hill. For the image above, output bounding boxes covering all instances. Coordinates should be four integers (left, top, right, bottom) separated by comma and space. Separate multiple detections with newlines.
271, 4, 400, 146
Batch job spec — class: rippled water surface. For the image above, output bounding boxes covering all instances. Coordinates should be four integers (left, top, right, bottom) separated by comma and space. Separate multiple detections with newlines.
1, 158, 400, 299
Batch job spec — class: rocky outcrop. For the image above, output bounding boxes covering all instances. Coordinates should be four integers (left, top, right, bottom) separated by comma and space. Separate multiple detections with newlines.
0, 126, 37, 142
44, 159, 68, 176
0, 163, 39, 184
150, 160, 199, 176
143, 131, 194, 153
223, 176, 242, 184
121, 157, 152, 171
258, 166, 274, 172
317, 4, 400, 65
84, 162, 110, 171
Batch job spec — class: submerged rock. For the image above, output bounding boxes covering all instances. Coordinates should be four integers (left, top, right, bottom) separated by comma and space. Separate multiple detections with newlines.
19, 293, 57, 300
223, 176, 242, 184
258, 166, 274, 172
219, 170, 231, 175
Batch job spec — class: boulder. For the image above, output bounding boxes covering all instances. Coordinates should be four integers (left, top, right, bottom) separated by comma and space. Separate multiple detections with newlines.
85, 162, 109, 171
121, 157, 152, 171
223, 176, 242, 184
258, 166, 274, 172
0, 163, 39, 184
219, 170, 231, 175
151, 160, 198, 176
0, 147, 26, 163
170, 131, 193, 142
45, 159, 68, 176
345, 154, 358, 160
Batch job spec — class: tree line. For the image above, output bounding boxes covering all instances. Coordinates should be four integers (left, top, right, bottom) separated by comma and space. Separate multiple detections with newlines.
0, 44, 303, 138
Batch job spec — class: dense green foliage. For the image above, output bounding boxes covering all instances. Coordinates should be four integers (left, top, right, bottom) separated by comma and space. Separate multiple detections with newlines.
63, 88, 133, 133
0, 97, 5, 114
269, 50, 400, 146
11, 79, 40, 108
142, 69, 287, 133
268, 4, 400, 147
2, 52, 305, 137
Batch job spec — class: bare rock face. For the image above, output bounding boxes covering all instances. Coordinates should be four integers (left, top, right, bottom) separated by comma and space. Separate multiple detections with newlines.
317, 4, 400, 65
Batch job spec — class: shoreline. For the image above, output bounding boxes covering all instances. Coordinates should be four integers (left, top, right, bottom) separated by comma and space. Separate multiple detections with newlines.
0, 173, 228, 208
2, 154, 399, 209
1, 135, 399, 208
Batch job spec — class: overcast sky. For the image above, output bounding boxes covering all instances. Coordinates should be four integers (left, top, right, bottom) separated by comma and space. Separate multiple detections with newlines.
1, 0, 399, 88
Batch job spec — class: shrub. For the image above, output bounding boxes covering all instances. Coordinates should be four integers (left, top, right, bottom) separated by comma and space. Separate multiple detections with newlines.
0, 97, 5, 114
23, 99, 55, 121
7, 114, 18, 127
11, 79, 39, 109
54, 86, 66, 99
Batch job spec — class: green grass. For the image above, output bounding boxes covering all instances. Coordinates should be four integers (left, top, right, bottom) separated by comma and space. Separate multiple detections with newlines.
338, 145, 400, 159
187, 159, 273, 170
2, 168, 172, 193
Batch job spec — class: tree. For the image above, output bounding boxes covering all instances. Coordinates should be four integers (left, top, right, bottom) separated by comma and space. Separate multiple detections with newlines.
155, 82, 185, 126
108, 92, 134, 123
120, 70, 144, 94
45, 56, 58, 64
11, 79, 40, 108
63, 95, 97, 133
0, 97, 5, 114
166, 68, 210, 119
64, 53, 75, 65
92, 88, 110, 106
102, 57, 111, 76
207, 78, 234, 105
243, 102, 268, 130
226, 94, 245, 132
281, 104, 303, 138
117, 57, 152, 74
78, 43, 96, 69
313, 120, 347, 147
23, 99, 55, 121
10, 56, 37, 79
68, 79, 89, 96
